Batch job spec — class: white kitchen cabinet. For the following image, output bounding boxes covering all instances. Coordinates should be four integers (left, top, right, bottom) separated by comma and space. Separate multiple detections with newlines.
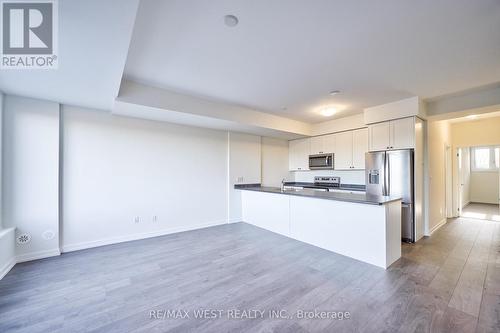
309, 134, 335, 155
289, 138, 310, 171
242, 191, 290, 236
368, 117, 415, 151
309, 136, 325, 155
335, 129, 368, 170
289, 130, 366, 172
391, 117, 415, 149
323, 134, 336, 154
368, 122, 391, 151
352, 128, 368, 169
334, 131, 353, 170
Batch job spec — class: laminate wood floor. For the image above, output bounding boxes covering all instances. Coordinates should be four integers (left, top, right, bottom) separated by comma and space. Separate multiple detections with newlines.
1, 218, 499, 333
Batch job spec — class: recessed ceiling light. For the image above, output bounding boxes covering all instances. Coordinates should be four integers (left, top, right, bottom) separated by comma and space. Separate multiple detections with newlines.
466, 114, 477, 119
320, 107, 337, 117
224, 15, 239, 27
329, 90, 341, 96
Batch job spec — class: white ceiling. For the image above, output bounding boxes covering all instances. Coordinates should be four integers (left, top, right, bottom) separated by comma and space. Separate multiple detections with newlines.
124, 0, 500, 123
0, 0, 139, 110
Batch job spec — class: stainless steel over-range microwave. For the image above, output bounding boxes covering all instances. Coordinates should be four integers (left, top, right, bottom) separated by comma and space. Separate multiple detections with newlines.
309, 153, 334, 170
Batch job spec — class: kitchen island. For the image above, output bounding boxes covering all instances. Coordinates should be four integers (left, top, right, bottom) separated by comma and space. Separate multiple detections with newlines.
236, 184, 402, 269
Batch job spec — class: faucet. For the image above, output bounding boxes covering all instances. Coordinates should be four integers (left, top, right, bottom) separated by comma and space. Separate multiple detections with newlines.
281, 178, 286, 192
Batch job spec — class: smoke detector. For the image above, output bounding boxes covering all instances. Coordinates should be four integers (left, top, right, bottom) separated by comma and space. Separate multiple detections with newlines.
224, 15, 239, 27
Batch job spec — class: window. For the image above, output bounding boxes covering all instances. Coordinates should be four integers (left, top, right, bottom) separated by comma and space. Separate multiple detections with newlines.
471, 146, 500, 171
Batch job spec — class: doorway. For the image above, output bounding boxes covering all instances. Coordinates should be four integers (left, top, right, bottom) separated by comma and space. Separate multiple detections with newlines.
456, 145, 500, 221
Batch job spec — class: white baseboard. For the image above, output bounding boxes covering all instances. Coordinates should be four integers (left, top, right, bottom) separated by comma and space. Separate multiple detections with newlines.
427, 218, 447, 236
62, 220, 227, 253
0, 257, 16, 280
228, 218, 243, 224
16, 248, 61, 263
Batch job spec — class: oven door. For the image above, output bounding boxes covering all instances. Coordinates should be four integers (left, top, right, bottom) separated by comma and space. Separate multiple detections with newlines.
309, 154, 334, 169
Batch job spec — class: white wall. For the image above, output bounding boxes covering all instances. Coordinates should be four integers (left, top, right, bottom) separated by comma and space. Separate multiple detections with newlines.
3, 95, 60, 261
62, 106, 230, 251
261, 137, 290, 187
364, 96, 423, 124
0, 93, 16, 280
228, 132, 261, 222
312, 114, 366, 136
1, 94, 268, 257
427, 120, 451, 232
0, 228, 15, 280
470, 172, 498, 204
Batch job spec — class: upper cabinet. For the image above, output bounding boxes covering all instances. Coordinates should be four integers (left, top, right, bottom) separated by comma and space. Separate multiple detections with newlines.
368, 117, 415, 151
368, 122, 391, 151
289, 138, 310, 171
352, 128, 368, 169
309, 136, 324, 155
309, 134, 335, 155
335, 128, 368, 170
391, 117, 415, 149
334, 131, 353, 170
289, 129, 367, 172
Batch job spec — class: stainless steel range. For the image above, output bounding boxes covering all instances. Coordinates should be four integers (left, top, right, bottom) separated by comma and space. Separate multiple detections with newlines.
313, 176, 340, 188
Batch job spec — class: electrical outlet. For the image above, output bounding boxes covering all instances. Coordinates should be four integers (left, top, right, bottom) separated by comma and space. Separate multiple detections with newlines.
152, 215, 158, 223
134, 216, 141, 223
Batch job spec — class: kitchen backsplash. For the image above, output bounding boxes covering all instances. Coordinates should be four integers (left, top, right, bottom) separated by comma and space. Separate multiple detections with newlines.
291, 170, 365, 185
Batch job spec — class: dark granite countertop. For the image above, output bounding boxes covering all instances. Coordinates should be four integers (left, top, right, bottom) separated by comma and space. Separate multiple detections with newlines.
234, 184, 401, 205
283, 182, 366, 192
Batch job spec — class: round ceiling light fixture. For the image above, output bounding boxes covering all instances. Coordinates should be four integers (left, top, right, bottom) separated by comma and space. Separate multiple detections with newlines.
329, 90, 341, 96
224, 15, 239, 27
320, 107, 337, 117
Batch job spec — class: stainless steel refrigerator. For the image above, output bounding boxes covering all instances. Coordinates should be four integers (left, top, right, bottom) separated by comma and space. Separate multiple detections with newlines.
365, 149, 414, 242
